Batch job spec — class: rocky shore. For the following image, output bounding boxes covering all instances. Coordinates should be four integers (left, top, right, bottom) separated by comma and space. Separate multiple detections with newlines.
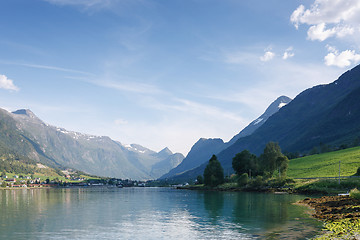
300, 195, 360, 221
299, 195, 360, 239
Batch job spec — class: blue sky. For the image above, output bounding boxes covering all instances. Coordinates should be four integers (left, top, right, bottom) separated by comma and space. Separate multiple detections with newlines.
1, 0, 360, 155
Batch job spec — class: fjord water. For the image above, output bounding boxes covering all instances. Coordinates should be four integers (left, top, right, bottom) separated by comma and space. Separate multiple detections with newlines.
0, 188, 321, 239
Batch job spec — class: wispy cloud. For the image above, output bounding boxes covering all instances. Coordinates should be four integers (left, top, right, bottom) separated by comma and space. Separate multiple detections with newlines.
0, 74, 19, 92
283, 47, 295, 60
44, 0, 113, 8
20, 63, 94, 76
88, 78, 164, 95
43, 0, 152, 14
0, 60, 94, 76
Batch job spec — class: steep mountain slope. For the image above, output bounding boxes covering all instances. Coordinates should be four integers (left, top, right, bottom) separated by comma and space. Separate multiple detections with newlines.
0, 109, 183, 179
160, 138, 226, 179
161, 95, 292, 180
227, 96, 292, 146
170, 64, 360, 182
150, 153, 184, 178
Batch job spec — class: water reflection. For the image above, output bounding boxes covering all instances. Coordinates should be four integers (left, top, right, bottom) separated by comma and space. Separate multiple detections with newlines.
0, 188, 321, 240
203, 191, 224, 222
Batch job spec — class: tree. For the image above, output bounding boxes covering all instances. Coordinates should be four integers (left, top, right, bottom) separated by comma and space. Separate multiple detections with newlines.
260, 142, 285, 178
196, 175, 204, 184
204, 155, 224, 187
232, 150, 258, 176
276, 155, 289, 178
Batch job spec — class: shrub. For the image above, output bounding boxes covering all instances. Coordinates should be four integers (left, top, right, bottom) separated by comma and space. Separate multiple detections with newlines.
350, 188, 360, 199
237, 173, 249, 186
248, 175, 264, 188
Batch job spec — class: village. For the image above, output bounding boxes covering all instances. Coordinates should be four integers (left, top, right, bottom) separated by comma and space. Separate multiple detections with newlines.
0, 173, 148, 189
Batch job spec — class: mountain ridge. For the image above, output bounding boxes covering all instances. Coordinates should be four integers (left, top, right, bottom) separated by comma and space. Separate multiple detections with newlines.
160, 95, 292, 180
165, 64, 360, 182
0, 108, 184, 180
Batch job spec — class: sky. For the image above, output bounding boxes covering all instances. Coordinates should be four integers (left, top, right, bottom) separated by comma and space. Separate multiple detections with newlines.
1, 0, 360, 155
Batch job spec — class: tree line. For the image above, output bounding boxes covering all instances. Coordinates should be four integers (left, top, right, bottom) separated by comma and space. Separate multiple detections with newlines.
200, 141, 289, 187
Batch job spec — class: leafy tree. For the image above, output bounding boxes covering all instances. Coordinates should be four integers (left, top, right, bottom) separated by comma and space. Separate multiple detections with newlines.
276, 155, 289, 178
232, 150, 258, 176
196, 175, 204, 184
260, 142, 286, 177
204, 155, 224, 187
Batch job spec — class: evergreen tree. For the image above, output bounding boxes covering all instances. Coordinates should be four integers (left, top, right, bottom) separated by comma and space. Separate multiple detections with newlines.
196, 175, 204, 184
204, 155, 224, 187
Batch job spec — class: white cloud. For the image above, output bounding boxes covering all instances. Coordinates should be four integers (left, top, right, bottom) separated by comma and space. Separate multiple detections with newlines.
307, 23, 336, 41
307, 23, 355, 41
260, 51, 275, 62
324, 46, 360, 67
291, 0, 360, 41
0, 74, 19, 91
282, 47, 295, 60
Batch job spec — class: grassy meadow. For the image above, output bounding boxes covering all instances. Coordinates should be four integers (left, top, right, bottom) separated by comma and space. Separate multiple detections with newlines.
287, 146, 360, 178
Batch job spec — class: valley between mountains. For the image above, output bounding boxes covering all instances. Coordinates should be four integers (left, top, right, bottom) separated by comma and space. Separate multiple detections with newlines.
1, 65, 360, 181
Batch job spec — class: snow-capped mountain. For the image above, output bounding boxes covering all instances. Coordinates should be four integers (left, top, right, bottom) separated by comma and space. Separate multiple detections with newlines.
1, 108, 184, 180
227, 96, 292, 146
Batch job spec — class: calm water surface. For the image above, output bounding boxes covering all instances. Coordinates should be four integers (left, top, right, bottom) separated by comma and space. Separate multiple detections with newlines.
0, 187, 321, 239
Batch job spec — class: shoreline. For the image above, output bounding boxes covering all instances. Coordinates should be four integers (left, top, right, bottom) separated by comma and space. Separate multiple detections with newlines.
299, 195, 360, 239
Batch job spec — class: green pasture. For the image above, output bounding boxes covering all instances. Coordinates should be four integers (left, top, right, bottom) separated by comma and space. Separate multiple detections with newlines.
288, 146, 360, 178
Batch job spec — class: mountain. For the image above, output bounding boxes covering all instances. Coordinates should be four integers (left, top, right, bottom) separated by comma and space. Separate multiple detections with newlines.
170, 64, 360, 181
160, 95, 292, 181
160, 138, 226, 179
227, 96, 292, 146
0, 108, 184, 180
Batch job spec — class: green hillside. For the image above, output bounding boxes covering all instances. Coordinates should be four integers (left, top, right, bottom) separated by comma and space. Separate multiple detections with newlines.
288, 146, 360, 178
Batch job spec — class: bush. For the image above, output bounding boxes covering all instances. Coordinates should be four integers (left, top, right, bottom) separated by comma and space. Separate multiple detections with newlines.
350, 188, 360, 199
248, 175, 264, 188
237, 173, 249, 186
268, 177, 295, 188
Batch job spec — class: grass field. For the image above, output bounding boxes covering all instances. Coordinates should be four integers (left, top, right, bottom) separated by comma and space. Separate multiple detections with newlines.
288, 146, 360, 178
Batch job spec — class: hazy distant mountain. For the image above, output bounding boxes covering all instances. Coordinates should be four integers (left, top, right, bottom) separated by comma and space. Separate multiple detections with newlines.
160, 138, 226, 179
170, 64, 360, 181
0, 109, 184, 180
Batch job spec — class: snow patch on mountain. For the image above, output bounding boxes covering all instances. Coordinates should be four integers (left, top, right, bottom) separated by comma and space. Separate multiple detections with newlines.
278, 102, 288, 108
253, 118, 263, 125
